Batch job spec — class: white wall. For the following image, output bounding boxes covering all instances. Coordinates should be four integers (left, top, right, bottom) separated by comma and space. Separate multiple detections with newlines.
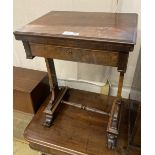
13, 0, 141, 98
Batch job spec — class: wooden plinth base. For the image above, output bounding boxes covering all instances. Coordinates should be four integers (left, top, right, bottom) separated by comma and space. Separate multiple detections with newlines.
24, 88, 140, 155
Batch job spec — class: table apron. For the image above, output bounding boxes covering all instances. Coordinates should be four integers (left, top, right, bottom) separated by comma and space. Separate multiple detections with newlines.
30, 43, 120, 67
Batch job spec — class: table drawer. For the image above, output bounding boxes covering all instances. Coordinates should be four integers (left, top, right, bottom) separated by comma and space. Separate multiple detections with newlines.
30, 43, 119, 67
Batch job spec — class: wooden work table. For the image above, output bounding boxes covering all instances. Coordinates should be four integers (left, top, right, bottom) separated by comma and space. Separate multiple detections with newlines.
14, 11, 138, 150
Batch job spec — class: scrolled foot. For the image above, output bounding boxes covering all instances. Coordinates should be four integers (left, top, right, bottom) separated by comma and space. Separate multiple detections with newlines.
43, 114, 53, 127
107, 134, 117, 149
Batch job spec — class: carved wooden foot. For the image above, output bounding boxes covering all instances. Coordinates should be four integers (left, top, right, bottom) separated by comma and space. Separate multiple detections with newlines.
107, 99, 122, 149
43, 114, 53, 127
107, 133, 117, 149
43, 87, 68, 127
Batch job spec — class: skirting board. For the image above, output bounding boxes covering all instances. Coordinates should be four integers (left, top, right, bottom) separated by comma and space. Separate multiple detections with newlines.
57, 78, 140, 99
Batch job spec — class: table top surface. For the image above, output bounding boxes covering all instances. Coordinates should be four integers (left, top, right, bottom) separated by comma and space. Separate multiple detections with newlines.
15, 11, 138, 45
24, 88, 140, 155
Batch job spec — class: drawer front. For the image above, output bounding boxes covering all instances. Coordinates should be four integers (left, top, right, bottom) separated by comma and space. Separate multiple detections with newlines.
30, 43, 119, 67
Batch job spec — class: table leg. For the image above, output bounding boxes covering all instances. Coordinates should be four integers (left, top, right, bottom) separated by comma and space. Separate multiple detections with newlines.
43, 58, 59, 127
45, 58, 59, 95
117, 72, 124, 98
107, 72, 124, 149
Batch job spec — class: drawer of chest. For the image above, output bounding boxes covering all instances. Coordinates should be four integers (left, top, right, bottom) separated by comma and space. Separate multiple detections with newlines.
30, 43, 119, 67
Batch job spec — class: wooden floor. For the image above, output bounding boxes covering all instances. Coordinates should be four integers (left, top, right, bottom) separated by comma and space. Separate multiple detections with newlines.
13, 110, 39, 155
13, 139, 39, 155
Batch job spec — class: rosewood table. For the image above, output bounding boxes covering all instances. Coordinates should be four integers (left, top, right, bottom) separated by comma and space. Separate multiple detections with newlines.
14, 11, 138, 149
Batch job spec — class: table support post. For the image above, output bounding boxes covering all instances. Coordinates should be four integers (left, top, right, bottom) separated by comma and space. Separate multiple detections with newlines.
117, 72, 124, 98
43, 58, 60, 127
107, 71, 125, 149
45, 58, 59, 95
106, 53, 128, 149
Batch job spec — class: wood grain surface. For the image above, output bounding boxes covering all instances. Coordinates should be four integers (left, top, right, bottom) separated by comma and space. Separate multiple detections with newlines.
14, 11, 138, 52
13, 67, 50, 113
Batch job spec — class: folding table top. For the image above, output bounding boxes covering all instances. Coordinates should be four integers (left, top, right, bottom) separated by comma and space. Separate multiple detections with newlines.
14, 11, 138, 52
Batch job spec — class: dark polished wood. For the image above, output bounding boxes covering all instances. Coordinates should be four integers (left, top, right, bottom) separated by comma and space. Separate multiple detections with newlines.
45, 58, 58, 92
14, 11, 137, 52
24, 88, 140, 155
22, 41, 34, 59
30, 43, 120, 67
14, 11, 138, 149
13, 67, 50, 113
